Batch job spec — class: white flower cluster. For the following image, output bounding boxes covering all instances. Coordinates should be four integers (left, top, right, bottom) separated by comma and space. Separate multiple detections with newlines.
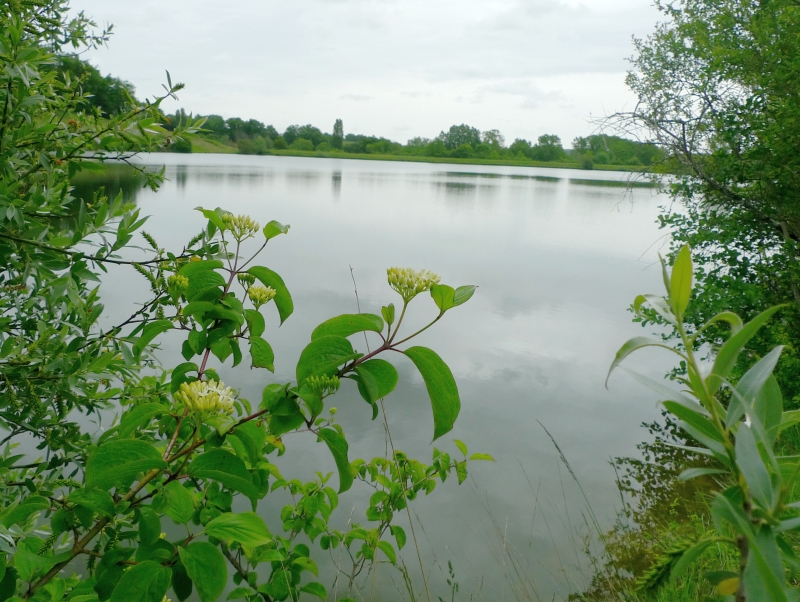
387, 267, 441, 301
248, 285, 276, 307
222, 214, 260, 241
174, 380, 235, 416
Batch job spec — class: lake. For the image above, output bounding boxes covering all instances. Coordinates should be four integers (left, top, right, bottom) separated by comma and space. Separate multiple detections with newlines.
95, 153, 675, 601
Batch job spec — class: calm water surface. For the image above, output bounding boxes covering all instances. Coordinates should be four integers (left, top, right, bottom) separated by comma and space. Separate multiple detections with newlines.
98, 154, 675, 601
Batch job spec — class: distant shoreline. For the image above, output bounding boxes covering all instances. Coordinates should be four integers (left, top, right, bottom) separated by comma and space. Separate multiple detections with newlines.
185, 137, 651, 173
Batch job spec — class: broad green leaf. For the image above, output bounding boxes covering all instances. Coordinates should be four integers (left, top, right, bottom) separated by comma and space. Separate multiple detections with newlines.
430, 284, 455, 313
244, 309, 265, 337
454, 439, 468, 456
172, 560, 193, 602
226, 587, 253, 600
736, 425, 775, 510
119, 403, 168, 438
157, 481, 194, 525
453, 285, 477, 307
194, 208, 226, 232
352, 359, 398, 403
109, 561, 171, 602
13, 549, 63, 583
668, 244, 693, 318
263, 220, 290, 241
185, 270, 226, 302
68, 489, 115, 518
85, 440, 166, 491
249, 336, 274, 371
390, 525, 406, 550
311, 314, 383, 341
292, 557, 318, 576
678, 467, 728, 481
178, 543, 227, 602
708, 306, 785, 394
229, 421, 265, 467
317, 428, 353, 493
298, 582, 326, 600
296, 335, 362, 384
1, 496, 49, 528
381, 304, 395, 326
204, 512, 272, 547
377, 541, 397, 564
170, 362, 199, 394
606, 336, 684, 386
133, 320, 173, 356
138, 507, 161, 546
187, 449, 259, 501
404, 346, 460, 441
246, 266, 293, 324
178, 259, 225, 278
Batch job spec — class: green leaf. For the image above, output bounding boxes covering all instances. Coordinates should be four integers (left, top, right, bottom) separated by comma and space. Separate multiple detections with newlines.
390, 525, 406, 550
185, 270, 226, 302
195, 208, 226, 232
263, 220, 290, 241
377, 540, 397, 564
430, 284, 455, 313
454, 439, 468, 456
736, 425, 775, 510
157, 481, 194, 525
119, 403, 168, 438
1, 496, 49, 528
249, 336, 274, 371
292, 557, 318, 576
317, 428, 353, 493
133, 320, 173, 356
178, 260, 225, 278
606, 337, 683, 386
668, 244, 693, 318
170, 362, 199, 394
187, 449, 259, 501
178, 543, 228, 602
229, 421, 265, 467
381, 304, 395, 326
68, 489, 115, 519
85, 440, 166, 491
109, 561, 171, 602
244, 309, 265, 337
779, 409, 800, 433
404, 346, 461, 441
452, 285, 477, 307
138, 507, 161, 546
204, 512, 272, 547
668, 539, 712, 584
708, 305, 785, 395
311, 314, 383, 341
469, 453, 495, 461
296, 336, 362, 385
352, 359, 398, 404
678, 467, 728, 481
172, 560, 193, 602
663, 401, 724, 444
226, 587, 253, 600
210, 337, 232, 362
298, 582, 326, 600
246, 266, 293, 324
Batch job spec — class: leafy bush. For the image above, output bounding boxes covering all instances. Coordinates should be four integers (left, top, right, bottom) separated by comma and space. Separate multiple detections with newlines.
288, 138, 314, 152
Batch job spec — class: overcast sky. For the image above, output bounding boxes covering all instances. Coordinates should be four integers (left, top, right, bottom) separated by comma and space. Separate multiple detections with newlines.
74, 0, 660, 146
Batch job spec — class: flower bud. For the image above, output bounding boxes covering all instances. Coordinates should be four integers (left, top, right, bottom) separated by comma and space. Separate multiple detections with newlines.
168, 274, 189, 291
174, 380, 235, 416
237, 273, 256, 287
387, 267, 441, 302
222, 214, 260, 241
248, 285, 276, 308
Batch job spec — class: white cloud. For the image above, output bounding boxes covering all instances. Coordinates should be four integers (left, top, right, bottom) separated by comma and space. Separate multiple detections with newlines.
74, 0, 659, 143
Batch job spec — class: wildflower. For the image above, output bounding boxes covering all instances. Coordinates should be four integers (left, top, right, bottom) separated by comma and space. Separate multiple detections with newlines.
174, 380, 235, 416
167, 275, 189, 291
248, 285, 276, 308
222, 214, 260, 241
387, 267, 441, 302
237, 273, 256, 287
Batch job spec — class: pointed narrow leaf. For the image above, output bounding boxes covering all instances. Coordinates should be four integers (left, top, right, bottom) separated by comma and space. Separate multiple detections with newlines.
678, 467, 728, 481
245, 266, 293, 324
311, 314, 383, 341
736, 425, 774, 510
606, 337, 684, 386
669, 539, 712, 584
404, 346, 460, 441
669, 244, 693, 318
317, 428, 353, 493
708, 306, 785, 394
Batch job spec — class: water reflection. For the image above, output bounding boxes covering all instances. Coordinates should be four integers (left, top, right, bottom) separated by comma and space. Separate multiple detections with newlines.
88, 154, 673, 601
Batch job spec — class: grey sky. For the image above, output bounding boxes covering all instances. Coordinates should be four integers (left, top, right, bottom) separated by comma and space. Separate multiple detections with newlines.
76, 0, 659, 145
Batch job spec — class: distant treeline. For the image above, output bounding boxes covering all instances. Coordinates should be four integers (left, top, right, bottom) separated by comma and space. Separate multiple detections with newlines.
51, 55, 661, 169
164, 111, 664, 168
